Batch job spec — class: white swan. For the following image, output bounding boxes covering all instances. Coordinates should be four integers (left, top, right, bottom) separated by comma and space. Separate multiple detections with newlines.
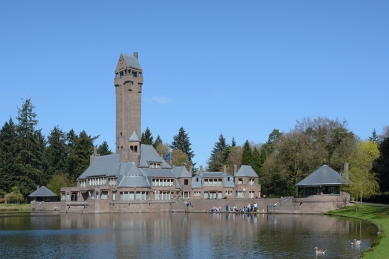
350, 239, 362, 245
314, 247, 327, 254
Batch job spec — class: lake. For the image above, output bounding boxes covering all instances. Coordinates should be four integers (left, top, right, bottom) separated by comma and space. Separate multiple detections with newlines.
0, 212, 377, 259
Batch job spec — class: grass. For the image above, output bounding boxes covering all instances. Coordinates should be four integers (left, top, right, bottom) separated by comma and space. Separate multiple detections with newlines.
0, 203, 30, 211
326, 205, 389, 259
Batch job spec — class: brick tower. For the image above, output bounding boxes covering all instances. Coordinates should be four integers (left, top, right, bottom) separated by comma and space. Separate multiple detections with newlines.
114, 52, 143, 164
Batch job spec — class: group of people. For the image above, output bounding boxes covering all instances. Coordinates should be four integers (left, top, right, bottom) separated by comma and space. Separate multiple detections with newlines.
209, 203, 259, 213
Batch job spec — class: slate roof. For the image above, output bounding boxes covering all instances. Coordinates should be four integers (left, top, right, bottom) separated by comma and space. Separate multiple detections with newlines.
139, 144, 171, 169
172, 166, 191, 178
118, 175, 150, 188
128, 131, 140, 141
235, 165, 258, 177
296, 165, 352, 186
78, 154, 120, 179
122, 53, 142, 70
29, 186, 57, 197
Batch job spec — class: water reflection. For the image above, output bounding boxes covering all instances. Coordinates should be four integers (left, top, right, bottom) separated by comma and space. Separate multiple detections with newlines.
0, 212, 377, 259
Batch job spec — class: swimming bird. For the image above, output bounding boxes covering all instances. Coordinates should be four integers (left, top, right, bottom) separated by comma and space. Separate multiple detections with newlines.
350, 239, 362, 245
314, 247, 327, 254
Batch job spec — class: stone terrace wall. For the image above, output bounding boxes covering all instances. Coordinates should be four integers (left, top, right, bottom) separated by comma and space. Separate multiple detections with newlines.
30, 201, 61, 211
268, 192, 350, 214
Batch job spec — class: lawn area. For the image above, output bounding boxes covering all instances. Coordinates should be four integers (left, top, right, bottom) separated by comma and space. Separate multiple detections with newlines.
326, 205, 389, 259
0, 203, 30, 211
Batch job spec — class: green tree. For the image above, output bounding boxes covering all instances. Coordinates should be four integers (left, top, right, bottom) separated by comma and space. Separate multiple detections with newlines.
251, 147, 261, 177
231, 137, 236, 147
97, 141, 112, 155
373, 136, 389, 192
47, 174, 71, 196
14, 99, 46, 197
155, 142, 170, 159
347, 140, 380, 204
207, 134, 230, 172
170, 127, 195, 166
46, 126, 68, 179
0, 118, 18, 192
141, 127, 153, 145
369, 128, 379, 143
67, 129, 98, 183
241, 140, 252, 165
153, 135, 162, 149
4, 186, 24, 204
171, 149, 191, 170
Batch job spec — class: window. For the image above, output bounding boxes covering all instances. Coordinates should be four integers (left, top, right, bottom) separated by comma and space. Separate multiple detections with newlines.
238, 178, 243, 184
112, 192, 116, 201
61, 193, 66, 200
132, 71, 138, 77
101, 191, 108, 200
227, 177, 230, 181
184, 179, 188, 185
249, 191, 255, 199
249, 179, 255, 186
225, 191, 233, 196
204, 192, 209, 199
71, 193, 78, 201
194, 191, 201, 196
120, 71, 124, 78
236, 191, 244, 198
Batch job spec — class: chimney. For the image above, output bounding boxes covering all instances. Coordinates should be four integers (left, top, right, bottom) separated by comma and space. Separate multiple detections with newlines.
200, 165, 203, 175
189, 166, 193, 176
223, 165, 226, 174
233, 165, 237, 176
37, 185, 39, 190
134, 52, 138, 60
343, 162, 349, 181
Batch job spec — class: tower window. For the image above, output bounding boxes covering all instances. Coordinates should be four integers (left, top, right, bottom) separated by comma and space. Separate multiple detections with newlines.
120, 71, 124, 78
132, 71, 137, 77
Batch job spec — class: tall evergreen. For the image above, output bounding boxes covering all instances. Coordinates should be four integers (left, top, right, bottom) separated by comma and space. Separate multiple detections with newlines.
231, 137, 236, 147
97, 141, 112, 155
207, 134, 230, 172
14, 99, 45, 196
373, 137, 389, 192
141, 127, 153, 145
251, 147, 261, 176
170, 127, 195, 166
46, 126, 68, 179
0, 118, 18, 192
153, 135, 162, 149
66, 130, 98, 183
241, 140, 252, 165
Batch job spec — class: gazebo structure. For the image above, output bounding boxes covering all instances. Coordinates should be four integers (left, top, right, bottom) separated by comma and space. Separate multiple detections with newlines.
29, 186, 58, 202
295, 164, 351, 197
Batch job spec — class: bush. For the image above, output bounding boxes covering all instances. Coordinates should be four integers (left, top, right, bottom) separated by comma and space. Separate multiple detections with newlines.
4, 186, 24, 204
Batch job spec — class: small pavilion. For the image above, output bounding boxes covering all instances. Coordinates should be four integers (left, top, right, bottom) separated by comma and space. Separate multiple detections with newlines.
295, 165, 351, 197
29, 186, 58, 202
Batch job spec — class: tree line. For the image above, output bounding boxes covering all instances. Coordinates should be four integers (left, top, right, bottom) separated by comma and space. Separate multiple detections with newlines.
0, 99, 109, 198
1, 99, 389, 203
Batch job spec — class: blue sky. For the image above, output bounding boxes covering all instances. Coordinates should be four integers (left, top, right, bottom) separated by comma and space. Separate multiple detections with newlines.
1, 1, 388, 167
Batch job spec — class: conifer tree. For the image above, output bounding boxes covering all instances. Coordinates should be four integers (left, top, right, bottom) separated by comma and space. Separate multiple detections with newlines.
46, 126, 68, 179
14, 99, 45, 196
0, 118, 18, 192
141, 127, 153, 145
97, 141, 111, 155
170, 127, 195, 166
207, 134, 230, 172
241, 140, 252, 165
153, 135, 162, 149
